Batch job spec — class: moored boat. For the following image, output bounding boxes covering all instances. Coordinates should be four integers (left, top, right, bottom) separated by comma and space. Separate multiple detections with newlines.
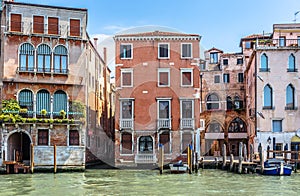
263, 159, 293, 176
169, 160, 188, 174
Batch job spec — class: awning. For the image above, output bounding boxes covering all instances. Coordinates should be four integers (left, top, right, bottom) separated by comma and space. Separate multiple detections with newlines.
291, 135, 300, 143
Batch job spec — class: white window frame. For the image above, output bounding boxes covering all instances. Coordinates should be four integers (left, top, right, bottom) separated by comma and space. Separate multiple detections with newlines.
272, 119, 283, 133
120, 43, 133, 59
120, 98, 134, 120
180, 68, 193, 87
158, 68, 170, 87
180, 130, 194, 155
180, 99, 194, 119
121, 68, 133, 87
157, 98, 171, 119
157, 130, 172, 154
181, 43, 192, 59
158, 43, 170, 59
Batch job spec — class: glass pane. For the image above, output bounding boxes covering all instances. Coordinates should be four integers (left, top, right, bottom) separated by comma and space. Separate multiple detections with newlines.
182, 100, 192, 118
20, 54, 26, 70
54, 55, 60, 72
273, 120, 282, 132
159, 101, 169, 118
286, 85, 294, 107
121, 101, 132, 119
37, 55, 43, 71
261, 54, 268, 69
159, 44, 168, 58
45, 55, 51, 72
159, 72, 169, 86
288, 54, 295, 70
62, 56, 67, 73
182, 72, 192, 85
122, 72, 132, 86
28, 55, 34, 71
264, 85, 272, 107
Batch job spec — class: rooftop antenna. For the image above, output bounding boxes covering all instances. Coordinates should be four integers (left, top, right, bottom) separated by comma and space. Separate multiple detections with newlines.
293, 11, 300, 22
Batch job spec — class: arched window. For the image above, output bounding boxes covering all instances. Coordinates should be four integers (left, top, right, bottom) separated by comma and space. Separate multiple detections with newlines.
234, 96, 243, 109
139, 136, 153, 153
208, 122, 222, 133
260, 53, 269, 72
19, 43, 34, 71
226, 96, 233, 110
53, 45, 68, 74
53, 90, 68, 117
37, 44, 51, 72
288, 54, 296, 72
286, 84, 295, 110
228, 118, 246, 132
263, 84, 273, 109
36, 89, 50, 116
18, 89, 33, 117
206, 94, 219, 110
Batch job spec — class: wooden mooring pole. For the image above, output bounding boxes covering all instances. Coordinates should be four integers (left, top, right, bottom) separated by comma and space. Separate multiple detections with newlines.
159, 144, 164, 175
54, 145, 57, 174
222, 144, 227, 169
258, 143, 264, 174
30, 143, 34, 174
238, 142, 243, 174
229, 154, 234, 172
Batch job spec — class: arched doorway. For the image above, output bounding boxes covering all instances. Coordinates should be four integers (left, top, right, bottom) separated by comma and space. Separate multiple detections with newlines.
7, 132, 31, 163
138, 136, 153, 154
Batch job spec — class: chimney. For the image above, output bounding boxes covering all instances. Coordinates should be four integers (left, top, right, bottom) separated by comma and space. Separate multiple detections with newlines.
103, 47, 107, 65
93, 37, 98, 49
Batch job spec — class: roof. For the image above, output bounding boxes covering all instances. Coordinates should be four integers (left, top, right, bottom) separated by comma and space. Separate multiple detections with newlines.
115, 31, 200, 37
4, 1, 87, 12
206, 47, 223, 53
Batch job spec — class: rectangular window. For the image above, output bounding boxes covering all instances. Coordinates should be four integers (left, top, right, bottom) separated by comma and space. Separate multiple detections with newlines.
121, 132, 132, 154
181, 69, 193, 86
181, 100, 193, 119
182, 132, 192, 154
158, 100, 170, 119
10, 13, 22, 32
279, 36, 286, 47
237, 58, 243, 65
245, 41, 251, 49
69, 19, 80, 37
121, 69, 133, 87
33, 15, 44, 34
181, 43, 192, 58
200, 63, 206, 70
223, 59, 228, 65
158, 43, 169, 58
238, 73, 244, 83
158, 68, 170, 87
120, 44, 132, 59
272, 120, 282, 133
223, 73, 230, 83
159, 132, 170, 154
298, 36, 300, 46
38, 129, 48, 145
210, 52, 218, 64
275, 143, 283, 156
214, 75, 220, 83
48, 17, 59, 35
121, 100, 133, 119
69, 130, 79, 145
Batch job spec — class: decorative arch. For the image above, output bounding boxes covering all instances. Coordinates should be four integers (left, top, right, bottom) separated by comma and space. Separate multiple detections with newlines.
18, 89, 34, 117
53, 45, 68, 73
206, 93, 220, 110
228, 117, 246, 132
263, 84, 273, 109
286, 84, 295, 109
138, 135, 154, 153
19, 43, 35, 71
53, 90, 68, 117
37, 43, 51, 72
207, 121, 223, 133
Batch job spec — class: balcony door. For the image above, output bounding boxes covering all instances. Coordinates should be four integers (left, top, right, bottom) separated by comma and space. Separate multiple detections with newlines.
138, 136, 153, 154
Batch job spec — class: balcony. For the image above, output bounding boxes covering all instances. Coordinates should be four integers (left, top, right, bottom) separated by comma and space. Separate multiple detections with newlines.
180, 118, 195, 129
256, 39, 300, 50
135, 154, 157, 164
157, 118, 171, 129
120, 119, 134, 130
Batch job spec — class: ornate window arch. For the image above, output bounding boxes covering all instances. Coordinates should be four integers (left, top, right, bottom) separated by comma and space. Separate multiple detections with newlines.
286, 84, 295, 110
206, 93, 220, 110
260, 53, 269, 72
19, 43, 35, 71
53, 45, 68, 73
263, 84, 273, 109
18, 89, 34, 117
228, 118, 246, 132
37, 44, 51, 72
288, 54, 296, 72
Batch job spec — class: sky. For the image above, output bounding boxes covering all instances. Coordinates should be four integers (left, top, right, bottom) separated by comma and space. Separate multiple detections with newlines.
14, 0, 300, 75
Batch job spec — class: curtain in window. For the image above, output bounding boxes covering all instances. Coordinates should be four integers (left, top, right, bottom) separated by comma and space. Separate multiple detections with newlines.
19, 43, 34, 71
263, 85, 272, 108
19, 89, 33, 116
159, 101, 169, 118
53, 90, 67, 116
121, 100, 132, 119
36, 89, 50, 115
54, 45, 68, 73
182, 100, 192, 118
37, 44, 51, 72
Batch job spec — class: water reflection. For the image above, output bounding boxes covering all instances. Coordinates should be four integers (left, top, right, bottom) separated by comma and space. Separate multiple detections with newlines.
0, 170, 300, 195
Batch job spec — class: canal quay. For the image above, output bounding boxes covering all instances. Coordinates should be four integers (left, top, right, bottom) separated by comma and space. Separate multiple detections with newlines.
1, 169, 300, 196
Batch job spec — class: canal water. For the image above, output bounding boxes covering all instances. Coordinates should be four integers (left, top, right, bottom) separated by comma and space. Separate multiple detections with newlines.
1, 169, 300, 195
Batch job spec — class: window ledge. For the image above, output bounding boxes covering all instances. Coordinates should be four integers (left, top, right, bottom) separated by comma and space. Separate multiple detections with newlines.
285, 106, 298, 110
263, 106, 275, 110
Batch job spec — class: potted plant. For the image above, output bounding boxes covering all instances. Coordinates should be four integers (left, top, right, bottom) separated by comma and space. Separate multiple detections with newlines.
41, 109, 47, 117
60, 110, 66, 119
